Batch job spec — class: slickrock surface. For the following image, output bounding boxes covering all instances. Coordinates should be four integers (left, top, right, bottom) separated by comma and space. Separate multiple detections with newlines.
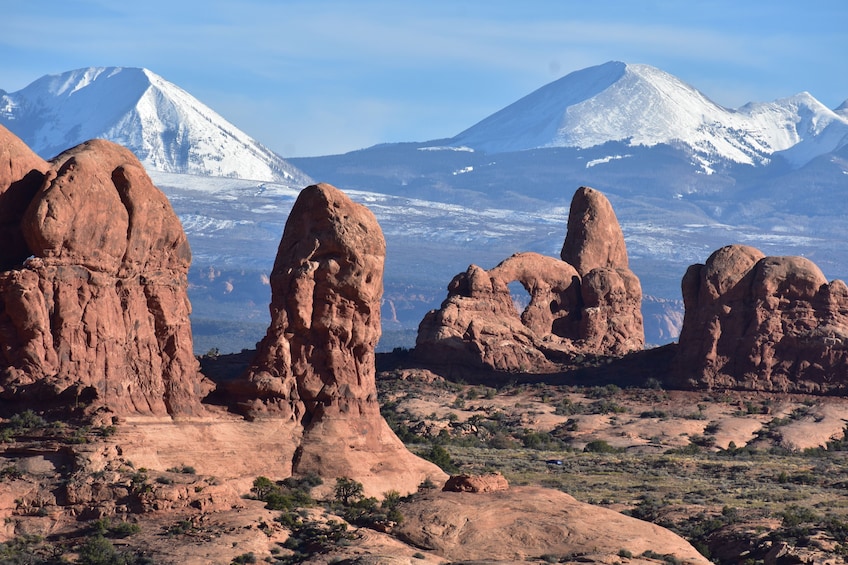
415, 186, 643, 372
395, 486, 711, 564
0, 130, 211, 417
675, 244, 848, 393
234, 183, 446, 496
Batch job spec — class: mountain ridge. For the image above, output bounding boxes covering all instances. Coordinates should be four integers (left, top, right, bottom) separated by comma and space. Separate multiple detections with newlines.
447, 61, 848, 172
0, 66, 312, 184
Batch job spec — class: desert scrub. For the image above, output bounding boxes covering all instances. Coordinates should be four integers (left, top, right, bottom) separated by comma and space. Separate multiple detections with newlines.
554, 397, 586, 416
0, 535, 63, 564
583, 439, 622, 454
166, 464, 196, 474
332, 478, 405, 528
77, 534, 152, 564
90, 517, 141, 538
250, 475, 319, 511
420, 444, 459, 473
585, 384, 621, 399
279, 517, 354, 563
7, 409, 48, 430
0, 465, 23, 481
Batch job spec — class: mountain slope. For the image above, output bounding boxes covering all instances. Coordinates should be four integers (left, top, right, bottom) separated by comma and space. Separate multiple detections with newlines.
0, 67, 311, 184
449, 61, 848, 171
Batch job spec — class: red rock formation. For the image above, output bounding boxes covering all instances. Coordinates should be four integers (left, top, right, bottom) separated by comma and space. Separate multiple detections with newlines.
675, 244, 848, 393
443, 473, 509, 493
0, 130, 212, 417
415, 187, 643, 372
235, 183, 446, 492
236, 183, 385, 421
0, 125, 50, 271
561, 186, 629, 275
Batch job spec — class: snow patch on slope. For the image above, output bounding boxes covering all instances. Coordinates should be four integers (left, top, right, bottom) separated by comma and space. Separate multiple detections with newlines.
586, 154, 631, 168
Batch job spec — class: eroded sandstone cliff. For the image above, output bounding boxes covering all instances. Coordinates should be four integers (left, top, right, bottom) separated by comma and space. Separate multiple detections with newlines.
0, 127, 212, 418
675, 244, 848, 393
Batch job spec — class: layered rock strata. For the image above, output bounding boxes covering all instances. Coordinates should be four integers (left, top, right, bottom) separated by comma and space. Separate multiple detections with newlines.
415, 186, 643, 372
234, 183, 446, 493
0, 127, 211, 417
675, 244, 848, 393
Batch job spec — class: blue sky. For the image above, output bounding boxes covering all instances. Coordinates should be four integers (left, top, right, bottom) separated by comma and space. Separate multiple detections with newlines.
2, 1, 846, 157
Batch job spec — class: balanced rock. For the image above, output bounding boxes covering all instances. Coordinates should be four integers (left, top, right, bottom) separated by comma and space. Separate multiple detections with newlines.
235, 183, 446, 494
675, 244, 848, 393
0, 130, 212, 417
415, 187, 643, 372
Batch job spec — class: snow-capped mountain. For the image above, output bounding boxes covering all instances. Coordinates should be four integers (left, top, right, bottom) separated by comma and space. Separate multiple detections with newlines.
448, 61, 848, 171
0, 67, 311, 184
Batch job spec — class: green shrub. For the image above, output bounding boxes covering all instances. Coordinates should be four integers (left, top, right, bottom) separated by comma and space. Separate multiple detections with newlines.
0, 465, 23, 481
520, 430, 564, 450
250, 476, 315, 511
554, 398, 585, 416
334, 477, 364, 506
583, 440, 620, 454
7, 410, 47, 431
166, 465, 196, 474
282, 518, 353, 558
588, 399, 627, 414
628, 495, 663, 522
76, 534, 151, 564
423, 444, 458, 473
282, 473, 323, 490
90, 517, 140, 538
780, 505, 819, 528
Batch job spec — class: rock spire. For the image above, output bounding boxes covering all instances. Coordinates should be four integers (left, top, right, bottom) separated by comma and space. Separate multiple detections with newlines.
234, 182, 445, 491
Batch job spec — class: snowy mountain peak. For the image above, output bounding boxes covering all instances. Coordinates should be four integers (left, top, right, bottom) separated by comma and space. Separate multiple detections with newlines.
0, 67, 311, 185
449, 61, 848, 170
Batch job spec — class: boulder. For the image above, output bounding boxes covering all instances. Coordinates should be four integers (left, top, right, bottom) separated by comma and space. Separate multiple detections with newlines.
415, 187, 643, 372
443, 473, 509, 493
675, 244, 848, 393
234, 183, 446, 495
0, 131, 212, 417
